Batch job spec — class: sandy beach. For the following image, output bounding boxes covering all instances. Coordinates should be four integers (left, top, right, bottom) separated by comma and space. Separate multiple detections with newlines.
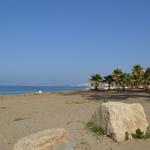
0, 90, 150, 150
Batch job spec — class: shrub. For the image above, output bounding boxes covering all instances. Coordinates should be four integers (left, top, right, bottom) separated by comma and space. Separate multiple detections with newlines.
131, 127, 150, 140
132, 128, 145, 139
86, 122, 105, 136
125, 132, 129, 141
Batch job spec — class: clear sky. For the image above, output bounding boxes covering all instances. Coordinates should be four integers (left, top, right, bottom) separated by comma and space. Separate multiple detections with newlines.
0, 0, 150, 86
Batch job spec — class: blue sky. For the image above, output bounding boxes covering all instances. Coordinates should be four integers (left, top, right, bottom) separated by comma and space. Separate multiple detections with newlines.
0, 0, 150, 86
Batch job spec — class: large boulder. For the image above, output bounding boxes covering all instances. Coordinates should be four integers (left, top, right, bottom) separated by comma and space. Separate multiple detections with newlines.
91, 102, 148, 142
14, 128, 75, 150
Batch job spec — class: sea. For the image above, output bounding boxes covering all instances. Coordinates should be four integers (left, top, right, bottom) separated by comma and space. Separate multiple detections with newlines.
0, 86, 85, 95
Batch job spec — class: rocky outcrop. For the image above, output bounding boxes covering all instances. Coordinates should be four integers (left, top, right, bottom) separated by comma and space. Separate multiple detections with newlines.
14, 128, 75, 150
91, 102, 148, 142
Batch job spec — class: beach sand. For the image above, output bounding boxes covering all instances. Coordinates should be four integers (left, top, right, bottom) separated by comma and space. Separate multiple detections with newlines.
0, 91, 150, 150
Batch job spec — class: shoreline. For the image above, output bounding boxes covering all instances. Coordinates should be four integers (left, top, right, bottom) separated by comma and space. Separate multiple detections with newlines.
0, 88, 149, 97
0, 87, 86, 96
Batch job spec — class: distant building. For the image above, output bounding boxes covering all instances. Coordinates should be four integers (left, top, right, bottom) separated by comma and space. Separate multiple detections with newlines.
88, 82, 118, 90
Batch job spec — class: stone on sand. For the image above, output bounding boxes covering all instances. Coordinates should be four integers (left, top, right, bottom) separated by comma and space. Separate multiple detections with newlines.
91, 102, 148, 142
13, 128, 75, 150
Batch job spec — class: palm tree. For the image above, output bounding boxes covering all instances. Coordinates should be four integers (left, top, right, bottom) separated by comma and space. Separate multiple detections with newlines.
120, 73, 133, 90
90, 74, 102, 90
143, 67, 150, 90
112, 68, 124, 89
125, 73, 133, 89
145, 67, 150, 77
104, 75, 114, 90
132, 64, 144, 88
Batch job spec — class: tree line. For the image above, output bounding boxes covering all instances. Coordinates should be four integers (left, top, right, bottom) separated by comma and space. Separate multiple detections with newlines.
90, 64, 150, 91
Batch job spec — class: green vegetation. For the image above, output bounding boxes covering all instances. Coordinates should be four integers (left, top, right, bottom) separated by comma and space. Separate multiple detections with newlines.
86, 122, 105, 136
90, 74, 102, 90
132, 127, 150, 140
90, 64, 150, 91
104, 75, 114, 90
125, 132, 129, 141
112, 68, 124, 88
132, 129, 145, 139
132, 65, 144, 88
143, 68, 150, 90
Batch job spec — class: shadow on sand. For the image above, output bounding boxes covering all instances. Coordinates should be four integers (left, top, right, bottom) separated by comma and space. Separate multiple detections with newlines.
61, 90, 150, 102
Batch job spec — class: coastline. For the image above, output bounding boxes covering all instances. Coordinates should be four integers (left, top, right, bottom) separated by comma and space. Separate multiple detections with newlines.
0, 86, 85, 95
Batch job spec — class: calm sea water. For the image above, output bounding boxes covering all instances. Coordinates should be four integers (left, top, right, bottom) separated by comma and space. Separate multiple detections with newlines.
0, 86, 84, 95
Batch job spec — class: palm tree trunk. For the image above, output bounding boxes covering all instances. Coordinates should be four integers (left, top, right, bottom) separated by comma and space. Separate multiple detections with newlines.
108, 83, 111, 90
